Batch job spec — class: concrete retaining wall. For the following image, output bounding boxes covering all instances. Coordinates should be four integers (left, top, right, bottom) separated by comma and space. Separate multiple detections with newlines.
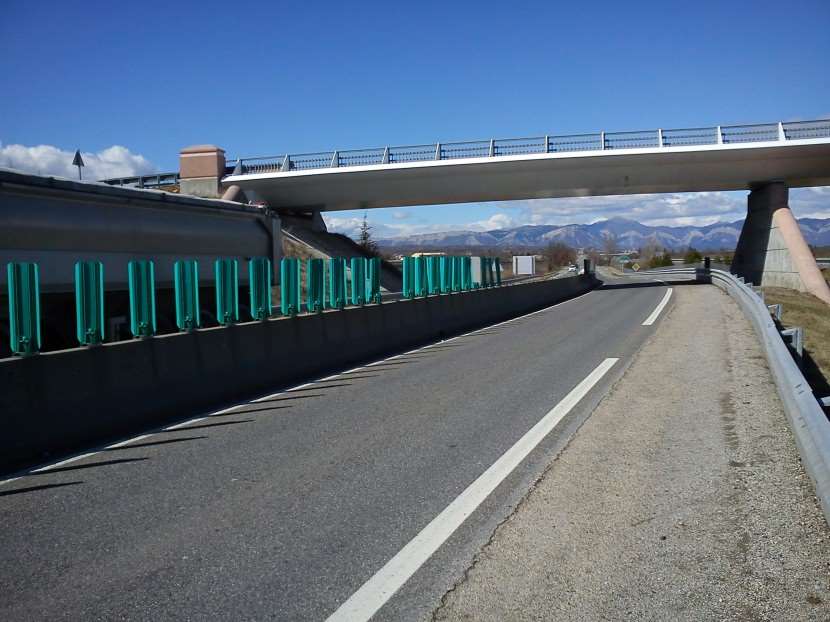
0, 275, 596, 474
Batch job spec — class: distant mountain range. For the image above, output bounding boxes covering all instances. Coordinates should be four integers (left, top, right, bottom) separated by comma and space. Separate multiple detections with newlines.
377, 217, 830, 251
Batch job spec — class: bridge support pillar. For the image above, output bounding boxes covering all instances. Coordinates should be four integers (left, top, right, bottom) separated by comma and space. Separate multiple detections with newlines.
732, 182, 830, 303
179, 145, 226, 198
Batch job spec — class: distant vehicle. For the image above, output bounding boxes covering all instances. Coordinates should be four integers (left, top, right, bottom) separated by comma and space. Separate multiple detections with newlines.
567, 265, 577, 272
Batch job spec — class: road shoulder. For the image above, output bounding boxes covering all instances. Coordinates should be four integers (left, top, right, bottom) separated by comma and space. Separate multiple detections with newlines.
432, 284, 830, 621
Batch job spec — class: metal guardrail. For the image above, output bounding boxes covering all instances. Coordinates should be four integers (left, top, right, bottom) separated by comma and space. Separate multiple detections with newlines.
100, 172, 180, 188
225, 118, 830, 175
638, 266, 830, 524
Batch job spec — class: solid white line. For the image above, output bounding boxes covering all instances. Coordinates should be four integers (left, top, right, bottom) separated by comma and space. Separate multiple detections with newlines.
642, 288, 673, 326
106, 434, 152, 449
31, 452, 99, 473
164, 417, 208, 431
325, 357, 619, 622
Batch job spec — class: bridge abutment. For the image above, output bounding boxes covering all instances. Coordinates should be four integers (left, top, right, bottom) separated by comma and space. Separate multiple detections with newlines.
732, 182, 830, 304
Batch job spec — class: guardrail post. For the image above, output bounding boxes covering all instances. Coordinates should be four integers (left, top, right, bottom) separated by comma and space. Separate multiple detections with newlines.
174, 259, 200, 331
716, 125, 723, 144
249, 257, 273, 320
778, 122, 786, 141
600, 131, 605, 150
330, 151, 339, 168
489, 139, 495, 157
781, 327, 804, 366
128, 260, 157, 337
382, 147, 390, 164
74, 260, 105, 345
768, 303, 782, 321
7, 261, 41, 355
435, 143, 442, 160
215, 258, 239, 325
544, 135, 550, 153
657, 128, 663, 148
281, 154, 290, 171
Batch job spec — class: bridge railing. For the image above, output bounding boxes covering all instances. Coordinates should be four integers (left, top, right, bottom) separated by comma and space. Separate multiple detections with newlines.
224, 118, 830, 176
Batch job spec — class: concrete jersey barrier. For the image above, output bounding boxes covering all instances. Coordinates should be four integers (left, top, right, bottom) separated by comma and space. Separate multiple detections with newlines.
0, 274, 597, 474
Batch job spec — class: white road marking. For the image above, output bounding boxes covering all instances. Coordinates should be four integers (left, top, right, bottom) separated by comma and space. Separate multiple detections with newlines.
31, 452, 99, 473
325, 357, 619, 622
164, 417, 208, 431
642, 288, 673, 326
0, 287, 598, 488
106, 434, 152, 449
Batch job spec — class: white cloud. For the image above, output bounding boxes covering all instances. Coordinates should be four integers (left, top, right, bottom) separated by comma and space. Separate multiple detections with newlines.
0, 142, 156, 180
325, 187, 830, 239
473, 212, 515, 230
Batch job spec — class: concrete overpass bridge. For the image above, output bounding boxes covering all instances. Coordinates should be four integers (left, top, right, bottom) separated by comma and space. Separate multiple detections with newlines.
221, 118, 830, 303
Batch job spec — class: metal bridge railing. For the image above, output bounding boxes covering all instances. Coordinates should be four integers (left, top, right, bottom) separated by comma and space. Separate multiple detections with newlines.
223, 118, 830, 176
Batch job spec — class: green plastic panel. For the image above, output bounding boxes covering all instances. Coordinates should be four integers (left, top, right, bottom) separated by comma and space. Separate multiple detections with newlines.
174, 260, 200, 331
414, 256, 427, 297
128, 260, 156, 337
7, 262, 41, 355
440, 256, 451, 294
461, 256, 472, 291
401, 256, 414, 299
249, 257, 273, 320
74, 261, 105, 345
306, 258, 325, 312
350, 257, 366, 305
366, 257, 381, 304
426, 256, 440, 295
280, 257, 301, 315
328, 257, 347, 309
452, 256, 462, 292
215, 258, 239, 325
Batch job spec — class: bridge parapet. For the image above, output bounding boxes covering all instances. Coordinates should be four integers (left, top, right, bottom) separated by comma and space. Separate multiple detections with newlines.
225, 118, 830, 175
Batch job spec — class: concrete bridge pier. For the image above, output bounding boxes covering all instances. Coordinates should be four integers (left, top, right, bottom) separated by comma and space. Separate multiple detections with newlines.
732, 182, 830, 304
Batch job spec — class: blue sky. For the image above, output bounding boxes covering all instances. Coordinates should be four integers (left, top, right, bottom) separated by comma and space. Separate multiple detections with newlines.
1, 0, 828, 238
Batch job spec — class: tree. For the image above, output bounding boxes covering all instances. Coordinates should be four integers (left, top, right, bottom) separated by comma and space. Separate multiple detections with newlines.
603, 234, 618, 266
684, 247, 703, 264
545, 241, 576, 269
357, 212, 379, 257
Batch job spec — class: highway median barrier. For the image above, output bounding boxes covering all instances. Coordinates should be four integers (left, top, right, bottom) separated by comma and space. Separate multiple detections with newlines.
0, 271, 599, 473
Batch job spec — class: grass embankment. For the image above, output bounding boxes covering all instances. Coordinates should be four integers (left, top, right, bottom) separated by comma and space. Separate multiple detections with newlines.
762, 287, 830, 398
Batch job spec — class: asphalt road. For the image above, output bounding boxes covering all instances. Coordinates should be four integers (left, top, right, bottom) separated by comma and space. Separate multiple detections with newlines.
0, 277, 678, 621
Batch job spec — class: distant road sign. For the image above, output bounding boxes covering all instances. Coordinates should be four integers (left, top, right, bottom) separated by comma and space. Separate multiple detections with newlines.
632, 263, 640, 272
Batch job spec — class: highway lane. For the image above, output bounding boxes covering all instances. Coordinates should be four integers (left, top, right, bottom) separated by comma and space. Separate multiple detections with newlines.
0, 278, 679, 621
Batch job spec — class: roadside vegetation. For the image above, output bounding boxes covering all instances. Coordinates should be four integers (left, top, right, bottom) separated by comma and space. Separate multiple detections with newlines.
762, 287, 830, 399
